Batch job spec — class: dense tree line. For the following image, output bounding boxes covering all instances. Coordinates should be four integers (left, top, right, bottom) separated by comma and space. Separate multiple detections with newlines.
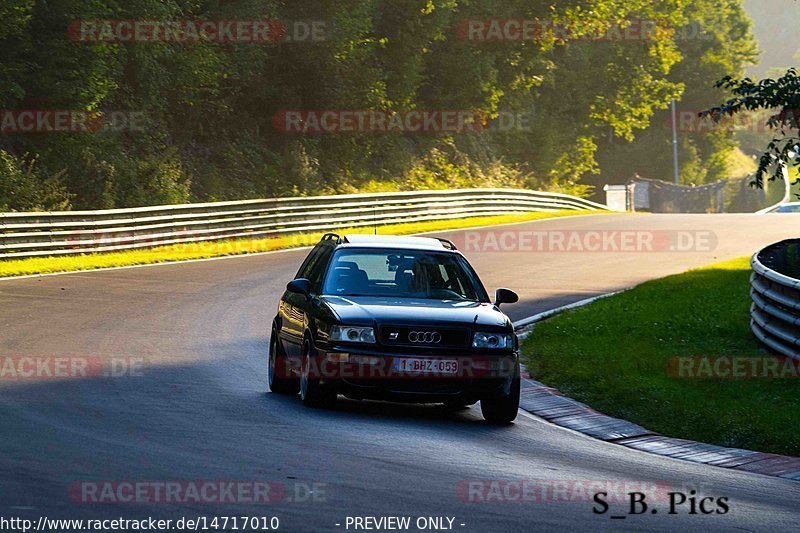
596, 0, 757, 187
0, 0, 756, 211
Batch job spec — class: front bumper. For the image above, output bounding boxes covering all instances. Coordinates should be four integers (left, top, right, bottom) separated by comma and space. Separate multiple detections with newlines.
310, 345, 519, 403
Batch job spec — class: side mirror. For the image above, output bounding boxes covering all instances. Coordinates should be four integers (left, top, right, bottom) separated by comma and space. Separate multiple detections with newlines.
494, 288, 519, 307
287, 278, 312, 299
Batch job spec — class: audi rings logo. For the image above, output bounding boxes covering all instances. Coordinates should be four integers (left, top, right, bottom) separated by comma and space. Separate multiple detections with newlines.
408, 331, 442, 344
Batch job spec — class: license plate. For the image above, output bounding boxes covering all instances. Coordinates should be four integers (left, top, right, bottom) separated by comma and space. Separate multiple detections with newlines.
392, 358, 459, 374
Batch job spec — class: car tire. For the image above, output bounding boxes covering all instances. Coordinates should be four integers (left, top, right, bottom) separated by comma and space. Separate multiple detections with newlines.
480, 366, 520, 424
300, 340, 337, 409
268, 331, 299, 394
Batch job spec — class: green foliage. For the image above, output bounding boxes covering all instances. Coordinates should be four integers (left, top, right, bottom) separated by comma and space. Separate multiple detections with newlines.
0, 151, 71, 211
705, 67, 800, 190
596, 0, 758, 186
0, 0, 35, 106
0, 0, 758, 210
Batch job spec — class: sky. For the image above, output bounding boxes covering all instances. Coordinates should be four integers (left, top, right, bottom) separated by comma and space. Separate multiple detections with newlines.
743, 0, 800, 76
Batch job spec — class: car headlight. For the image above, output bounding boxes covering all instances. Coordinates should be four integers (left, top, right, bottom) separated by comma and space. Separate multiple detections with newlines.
330, 325, 376, 344
472, 332, 514, 349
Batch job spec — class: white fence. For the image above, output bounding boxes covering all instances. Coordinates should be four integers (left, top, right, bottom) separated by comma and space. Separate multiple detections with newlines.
0, 188, 607, 259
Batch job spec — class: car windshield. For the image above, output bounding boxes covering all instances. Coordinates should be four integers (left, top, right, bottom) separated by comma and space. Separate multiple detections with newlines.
776, 204, 800, 213
322, 248, 488, 302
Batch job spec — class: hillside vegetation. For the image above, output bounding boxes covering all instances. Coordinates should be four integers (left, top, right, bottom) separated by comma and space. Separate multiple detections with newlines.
0, 1, 757, 211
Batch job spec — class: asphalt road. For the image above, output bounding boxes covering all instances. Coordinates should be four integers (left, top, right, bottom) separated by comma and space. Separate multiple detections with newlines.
1, 213, 799, 532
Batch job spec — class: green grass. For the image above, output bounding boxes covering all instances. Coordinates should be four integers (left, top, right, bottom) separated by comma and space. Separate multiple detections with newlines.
522, 257, 800, 456
0, 210, 599, 278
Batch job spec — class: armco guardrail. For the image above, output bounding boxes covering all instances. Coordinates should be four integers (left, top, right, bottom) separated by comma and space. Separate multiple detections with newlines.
750, 240, 800, 359
0, 188, 607, 259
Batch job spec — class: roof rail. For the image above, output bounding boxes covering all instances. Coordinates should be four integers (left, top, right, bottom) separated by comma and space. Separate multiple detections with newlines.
436, 237, 457, 250
321, 233, 342, 244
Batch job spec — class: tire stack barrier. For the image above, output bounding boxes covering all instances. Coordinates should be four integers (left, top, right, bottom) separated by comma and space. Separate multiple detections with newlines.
750, 240, 800, 359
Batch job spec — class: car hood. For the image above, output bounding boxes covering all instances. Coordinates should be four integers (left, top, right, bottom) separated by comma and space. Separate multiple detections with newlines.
319, 295, 511, 330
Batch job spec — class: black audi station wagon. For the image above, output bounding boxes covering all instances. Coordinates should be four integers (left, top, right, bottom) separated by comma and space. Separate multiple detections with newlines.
269, 234, 521, 423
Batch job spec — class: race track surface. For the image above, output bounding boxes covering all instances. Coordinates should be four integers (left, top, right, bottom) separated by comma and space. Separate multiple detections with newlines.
1, 214, 799, 532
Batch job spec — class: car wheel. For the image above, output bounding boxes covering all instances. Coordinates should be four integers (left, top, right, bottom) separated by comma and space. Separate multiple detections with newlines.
300, 340, 337, 409
268, 332, 299, 394
480, 366, 520, 424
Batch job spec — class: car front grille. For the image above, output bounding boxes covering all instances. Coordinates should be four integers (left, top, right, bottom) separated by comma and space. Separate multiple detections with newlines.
379, 325, 469, 348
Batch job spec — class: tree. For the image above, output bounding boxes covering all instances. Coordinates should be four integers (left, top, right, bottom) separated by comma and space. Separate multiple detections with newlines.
703, 68, 800, 190
0, 0, 739, 210
596, 0, 757, 187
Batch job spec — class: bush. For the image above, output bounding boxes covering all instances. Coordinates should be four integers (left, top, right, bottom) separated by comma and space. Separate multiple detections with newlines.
0, 151, 71, 211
